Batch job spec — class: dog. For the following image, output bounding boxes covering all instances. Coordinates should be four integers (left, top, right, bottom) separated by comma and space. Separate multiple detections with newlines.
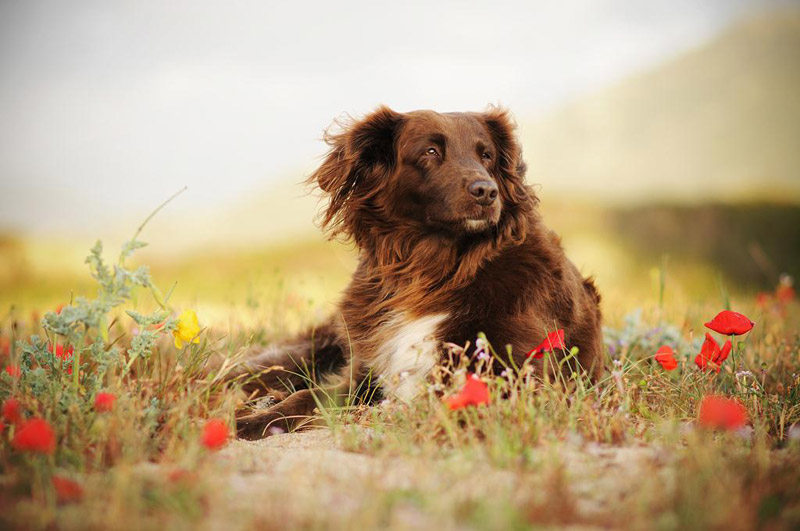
234, 107, 603, 439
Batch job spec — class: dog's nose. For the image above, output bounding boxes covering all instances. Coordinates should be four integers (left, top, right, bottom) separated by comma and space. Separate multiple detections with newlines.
468, 180, 498, 206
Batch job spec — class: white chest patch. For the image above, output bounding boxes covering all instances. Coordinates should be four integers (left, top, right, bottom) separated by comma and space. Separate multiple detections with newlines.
371, 312, 448, 402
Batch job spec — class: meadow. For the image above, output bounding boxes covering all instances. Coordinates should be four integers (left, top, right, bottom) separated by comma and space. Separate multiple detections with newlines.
0, 203, 799, 530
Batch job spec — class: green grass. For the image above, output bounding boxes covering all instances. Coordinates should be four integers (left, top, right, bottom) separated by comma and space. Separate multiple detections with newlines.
0, 231, 799, 530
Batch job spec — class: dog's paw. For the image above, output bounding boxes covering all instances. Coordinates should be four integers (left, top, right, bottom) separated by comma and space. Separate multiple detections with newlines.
235, 410, 292, 440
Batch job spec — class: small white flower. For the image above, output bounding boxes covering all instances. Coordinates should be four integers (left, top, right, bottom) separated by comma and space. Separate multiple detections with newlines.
477, 351, 490, 361
735, 370, 753, 379
399, 371, 410, 380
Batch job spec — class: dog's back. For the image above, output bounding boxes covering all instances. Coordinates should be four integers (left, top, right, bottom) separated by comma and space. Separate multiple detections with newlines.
234, 107, 603, 438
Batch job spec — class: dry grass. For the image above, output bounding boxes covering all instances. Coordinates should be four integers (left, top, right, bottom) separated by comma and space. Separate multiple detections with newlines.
0, 233, 799, 530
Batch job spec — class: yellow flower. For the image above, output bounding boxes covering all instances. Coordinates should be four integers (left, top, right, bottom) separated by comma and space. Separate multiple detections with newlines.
173, 309, 201, 349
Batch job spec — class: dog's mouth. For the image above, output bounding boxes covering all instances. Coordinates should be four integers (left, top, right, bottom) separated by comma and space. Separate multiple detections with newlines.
426, 204, 501, 234
463, 218, 492, 232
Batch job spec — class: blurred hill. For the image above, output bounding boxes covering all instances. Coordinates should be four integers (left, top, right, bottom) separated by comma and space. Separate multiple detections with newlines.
609, 202, 800, 288
522, 10, 800, 204
3, 10, 800, 311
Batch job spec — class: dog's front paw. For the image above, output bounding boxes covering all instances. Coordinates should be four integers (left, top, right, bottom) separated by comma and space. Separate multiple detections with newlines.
235, 389, 318, 440
236, 409, 291, 440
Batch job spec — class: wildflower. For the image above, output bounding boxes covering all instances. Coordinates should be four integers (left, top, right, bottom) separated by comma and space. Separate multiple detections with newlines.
698, 395, 748, 431
201, 418, 229, 450
168, 468, 197, 484
12, 418, 56, 454
474, 336, 491, 360
444, 374, 490, 410
735, 370, 753, 379
527, 329, 566, 359
777, 274, 795, 304
4, 365, 20, 378
49, 344, 74, 374
755, 293, 771, 308
173, 310, 201, 349
94, 392, 116, 412
0, 336, 9, 357
695, 333, 732, 373
704, 310, 754, 336
52, 476, 83, 503
654, 345, 678, 371
2, 397, 22, 424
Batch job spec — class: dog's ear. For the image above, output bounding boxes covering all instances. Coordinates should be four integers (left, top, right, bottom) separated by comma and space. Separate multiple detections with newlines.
482, 106, 537, 241
482, 107, 527, 181
309, 106, 404, 240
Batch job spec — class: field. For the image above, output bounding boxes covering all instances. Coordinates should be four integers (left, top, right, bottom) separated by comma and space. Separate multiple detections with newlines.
0, 205, 799, 530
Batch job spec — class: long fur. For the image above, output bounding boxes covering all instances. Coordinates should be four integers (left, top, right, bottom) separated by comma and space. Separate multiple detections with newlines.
234, 106, 604, 439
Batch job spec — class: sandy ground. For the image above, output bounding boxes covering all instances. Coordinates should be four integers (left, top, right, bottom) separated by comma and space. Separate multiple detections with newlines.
205, 429, 670, 530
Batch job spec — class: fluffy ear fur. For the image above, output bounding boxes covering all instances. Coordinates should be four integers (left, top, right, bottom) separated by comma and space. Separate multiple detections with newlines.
481, 107, 537, 242
308, 106, 404, 242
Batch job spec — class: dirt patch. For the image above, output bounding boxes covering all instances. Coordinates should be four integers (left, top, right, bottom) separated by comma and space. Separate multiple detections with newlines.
203, 429, 670, 529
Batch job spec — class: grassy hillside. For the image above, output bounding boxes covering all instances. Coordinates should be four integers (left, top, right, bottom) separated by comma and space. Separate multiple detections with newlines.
522, 10, 800, 203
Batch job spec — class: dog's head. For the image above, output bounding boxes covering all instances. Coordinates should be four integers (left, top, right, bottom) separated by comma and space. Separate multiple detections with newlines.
309, 106, 534, 247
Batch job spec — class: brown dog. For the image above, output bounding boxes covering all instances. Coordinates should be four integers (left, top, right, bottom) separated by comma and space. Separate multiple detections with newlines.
234, 107, 603, 438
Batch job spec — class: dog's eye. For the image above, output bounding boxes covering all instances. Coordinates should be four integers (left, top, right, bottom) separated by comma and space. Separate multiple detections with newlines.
481, 152, 492, 161
426, 147, 440, 157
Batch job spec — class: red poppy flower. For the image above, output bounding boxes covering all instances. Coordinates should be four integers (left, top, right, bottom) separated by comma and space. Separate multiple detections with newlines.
527, 329, 566, 359
776, 284, 795, 304
168, 468, 198, 484
445, 374, 491, 410
0, 337, 10, 358
698, 395, 748, 430
654, 346, 678, 370
694, 333, 732, 372
4, 365, 20, 378
48, 344, 74, 374
704, 310, 754, 336
201, 419, 229, 451
52, 476, 84, 503
12, 418, 56, 454
755, 292, 771, 308
2, 397, 22, 424
55, 345, 73, 359
94, 392, 116, 412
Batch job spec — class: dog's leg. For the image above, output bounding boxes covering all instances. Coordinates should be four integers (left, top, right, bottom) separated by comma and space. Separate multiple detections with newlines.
235, 360, 376, 439
236, 388, 321, 439
226, 320, 346, 399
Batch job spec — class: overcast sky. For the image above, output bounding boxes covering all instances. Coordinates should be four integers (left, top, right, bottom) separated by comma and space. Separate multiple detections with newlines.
0, 0, 793, 234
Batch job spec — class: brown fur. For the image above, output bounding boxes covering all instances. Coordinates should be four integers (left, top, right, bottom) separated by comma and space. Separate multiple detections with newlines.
234, 107, 603, 439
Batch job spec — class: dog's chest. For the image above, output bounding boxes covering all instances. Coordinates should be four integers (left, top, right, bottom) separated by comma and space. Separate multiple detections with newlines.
370, 312, 448, 401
